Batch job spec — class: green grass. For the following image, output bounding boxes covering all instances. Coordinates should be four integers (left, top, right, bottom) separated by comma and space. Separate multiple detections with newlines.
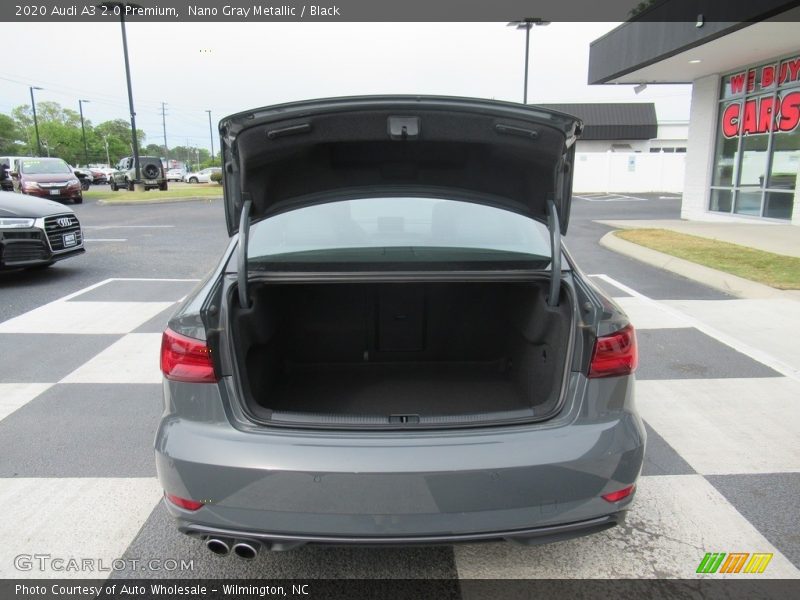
615, 228, 800, 290
84, 184, 222, 203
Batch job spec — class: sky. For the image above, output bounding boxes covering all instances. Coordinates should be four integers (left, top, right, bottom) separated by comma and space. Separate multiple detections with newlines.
1, 22, 691, 153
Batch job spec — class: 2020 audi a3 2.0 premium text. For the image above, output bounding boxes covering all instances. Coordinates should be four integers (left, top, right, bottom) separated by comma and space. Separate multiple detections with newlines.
156, 96, 645, 558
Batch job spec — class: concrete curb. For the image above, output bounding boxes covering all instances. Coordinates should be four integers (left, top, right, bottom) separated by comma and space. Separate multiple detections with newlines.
599, 231, 800, 302
96, 195, 221, 207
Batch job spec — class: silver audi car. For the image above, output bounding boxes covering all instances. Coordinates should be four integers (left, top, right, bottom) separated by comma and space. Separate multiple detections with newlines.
156, 96, 645, 559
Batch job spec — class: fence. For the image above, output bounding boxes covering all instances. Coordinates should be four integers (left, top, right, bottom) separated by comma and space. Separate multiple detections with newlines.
572, 152, 686, 194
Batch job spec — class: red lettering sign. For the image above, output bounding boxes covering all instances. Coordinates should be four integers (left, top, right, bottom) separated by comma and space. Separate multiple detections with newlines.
721, 92, 800, 138
778, 91, 800, 132
746, 69, 756, 92
729, 73, 746, 94
761, 65, 775, 89
722, 103, 740, 137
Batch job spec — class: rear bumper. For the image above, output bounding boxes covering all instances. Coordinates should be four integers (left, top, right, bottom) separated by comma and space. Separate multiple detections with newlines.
155, 374, 645, 543
174, 512, 625, 550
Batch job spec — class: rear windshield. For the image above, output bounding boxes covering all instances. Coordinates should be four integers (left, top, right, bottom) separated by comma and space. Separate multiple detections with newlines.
20, 159, 72, 174
247, 198, 552, 268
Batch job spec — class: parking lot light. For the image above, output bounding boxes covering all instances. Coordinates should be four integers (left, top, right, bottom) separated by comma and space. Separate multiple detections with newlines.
99, 2, 144, 183
507, 18, 550, 104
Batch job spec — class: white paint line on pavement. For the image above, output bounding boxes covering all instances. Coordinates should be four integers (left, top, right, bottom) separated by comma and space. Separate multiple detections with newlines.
637, 378, 800, 475
84, 225, 176, 229
48, 277, 202, 305
60, 333, 163, 384
593, 274, 800, 382
453, 475, 799, 578
659, 196, 681, 199
610, 296, 690, 329
0, 383, 53, 423
0, 301, 174, 334
0, 477, 163, 579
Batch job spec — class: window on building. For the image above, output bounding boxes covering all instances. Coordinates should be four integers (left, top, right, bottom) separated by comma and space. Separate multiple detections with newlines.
710, 53, 800, 220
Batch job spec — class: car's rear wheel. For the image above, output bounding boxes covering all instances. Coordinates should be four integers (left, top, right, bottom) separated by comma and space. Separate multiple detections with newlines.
189, 177, 198, 184
127, 180, 135, 192
160, 181, 168, 191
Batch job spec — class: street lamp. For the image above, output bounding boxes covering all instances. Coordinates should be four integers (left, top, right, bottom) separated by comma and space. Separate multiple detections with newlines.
205, 110, 215, 165
78, 99, 90, 165
507, 18, 550, 104
100, 2, 143, 183
29, 86, 43, 156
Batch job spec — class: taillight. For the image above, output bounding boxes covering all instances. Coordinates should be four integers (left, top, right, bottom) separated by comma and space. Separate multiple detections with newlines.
588, 324, 638, 378
602, 484, 635, 503
160, 327, 217, 383
165, 492, 204, 511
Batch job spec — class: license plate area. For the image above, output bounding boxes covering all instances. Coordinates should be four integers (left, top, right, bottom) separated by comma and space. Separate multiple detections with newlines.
145, 180, 157, 185
63, 233, 77, 247
49, 189, 60, 195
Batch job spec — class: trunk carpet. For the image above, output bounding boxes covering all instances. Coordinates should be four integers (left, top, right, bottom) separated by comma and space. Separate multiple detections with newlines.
268, 361, 528, 416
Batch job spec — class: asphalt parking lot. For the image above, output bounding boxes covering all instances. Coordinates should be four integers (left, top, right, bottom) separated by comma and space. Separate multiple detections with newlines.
1, 193, 798, 580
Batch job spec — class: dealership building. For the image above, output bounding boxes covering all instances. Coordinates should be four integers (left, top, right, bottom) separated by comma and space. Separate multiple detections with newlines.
588, 5, 800, 225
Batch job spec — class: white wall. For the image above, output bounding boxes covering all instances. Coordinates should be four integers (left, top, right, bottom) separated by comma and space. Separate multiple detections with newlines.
572, 151, 686, 193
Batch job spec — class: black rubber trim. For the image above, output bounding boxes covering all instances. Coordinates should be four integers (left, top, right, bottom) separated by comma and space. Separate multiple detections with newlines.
177, 513, 622, 548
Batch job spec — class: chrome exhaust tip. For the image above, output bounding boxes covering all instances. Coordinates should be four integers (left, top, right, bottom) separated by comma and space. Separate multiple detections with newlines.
232, 541, 260, 559
206, 538, 230, 556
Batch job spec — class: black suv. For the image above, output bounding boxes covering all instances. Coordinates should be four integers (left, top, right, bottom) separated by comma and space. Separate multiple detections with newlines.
109, 156, 167, 191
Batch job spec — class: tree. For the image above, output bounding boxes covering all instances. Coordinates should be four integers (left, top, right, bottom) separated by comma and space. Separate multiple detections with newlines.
0, 113, 25, 155
7, 103, 146, 166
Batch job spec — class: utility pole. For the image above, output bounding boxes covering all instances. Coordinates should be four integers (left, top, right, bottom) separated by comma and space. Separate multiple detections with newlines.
29, 86, 43, 156
161, 102, 169, 161
102, 135, 110, 166
205, 110, 215, 165
78, 99, 90, 165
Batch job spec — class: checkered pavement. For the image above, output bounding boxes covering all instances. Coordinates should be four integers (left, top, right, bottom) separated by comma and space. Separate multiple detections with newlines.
0, 276, 798, 580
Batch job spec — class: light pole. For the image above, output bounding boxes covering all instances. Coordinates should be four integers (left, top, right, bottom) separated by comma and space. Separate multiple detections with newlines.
78, 99, 90, 165
101, 2, 143, 183
29, 86, 43, 155
205, 110, 215, 165
102, 134, 111, 166
507, 18, 550, 104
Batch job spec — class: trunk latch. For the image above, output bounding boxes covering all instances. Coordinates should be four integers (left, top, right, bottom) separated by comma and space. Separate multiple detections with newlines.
389, 414, 421, 424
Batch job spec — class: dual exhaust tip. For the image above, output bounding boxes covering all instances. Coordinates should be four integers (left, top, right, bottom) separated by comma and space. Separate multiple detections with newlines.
206, 538, 259, 559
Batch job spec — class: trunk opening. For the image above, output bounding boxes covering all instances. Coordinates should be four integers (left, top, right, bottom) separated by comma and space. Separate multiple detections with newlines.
229, 280, 573, 428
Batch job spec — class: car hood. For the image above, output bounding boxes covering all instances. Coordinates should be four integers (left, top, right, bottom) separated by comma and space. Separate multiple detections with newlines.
21, 173, 75, 183
0, 191, 76, 218
218, 96, 582, 236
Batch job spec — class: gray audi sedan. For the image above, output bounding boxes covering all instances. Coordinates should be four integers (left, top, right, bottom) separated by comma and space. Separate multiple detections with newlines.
156, 96, 645, 559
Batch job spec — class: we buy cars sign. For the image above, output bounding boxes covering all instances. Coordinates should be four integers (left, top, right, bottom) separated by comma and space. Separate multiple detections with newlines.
721, 55, 800, 138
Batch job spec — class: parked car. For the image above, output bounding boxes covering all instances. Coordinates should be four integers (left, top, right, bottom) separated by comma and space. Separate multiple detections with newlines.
156, 97, 644, 558
0, 190, 84, 270
166, 168, 185, 182
109, 156, 167, 191
183, 167, 221, 183
87, 168, 108, 185
10, 157, 83, 204
71, 167, 93, 191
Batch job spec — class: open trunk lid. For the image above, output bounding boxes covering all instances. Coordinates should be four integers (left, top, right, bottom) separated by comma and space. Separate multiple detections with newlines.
218, 96, 582, 237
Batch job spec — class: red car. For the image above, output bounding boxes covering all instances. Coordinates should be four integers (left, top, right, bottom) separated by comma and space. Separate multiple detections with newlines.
11, 157, 83, 204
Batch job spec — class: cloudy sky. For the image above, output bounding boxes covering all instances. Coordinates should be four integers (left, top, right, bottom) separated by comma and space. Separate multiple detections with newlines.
1, 22, 691, 152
